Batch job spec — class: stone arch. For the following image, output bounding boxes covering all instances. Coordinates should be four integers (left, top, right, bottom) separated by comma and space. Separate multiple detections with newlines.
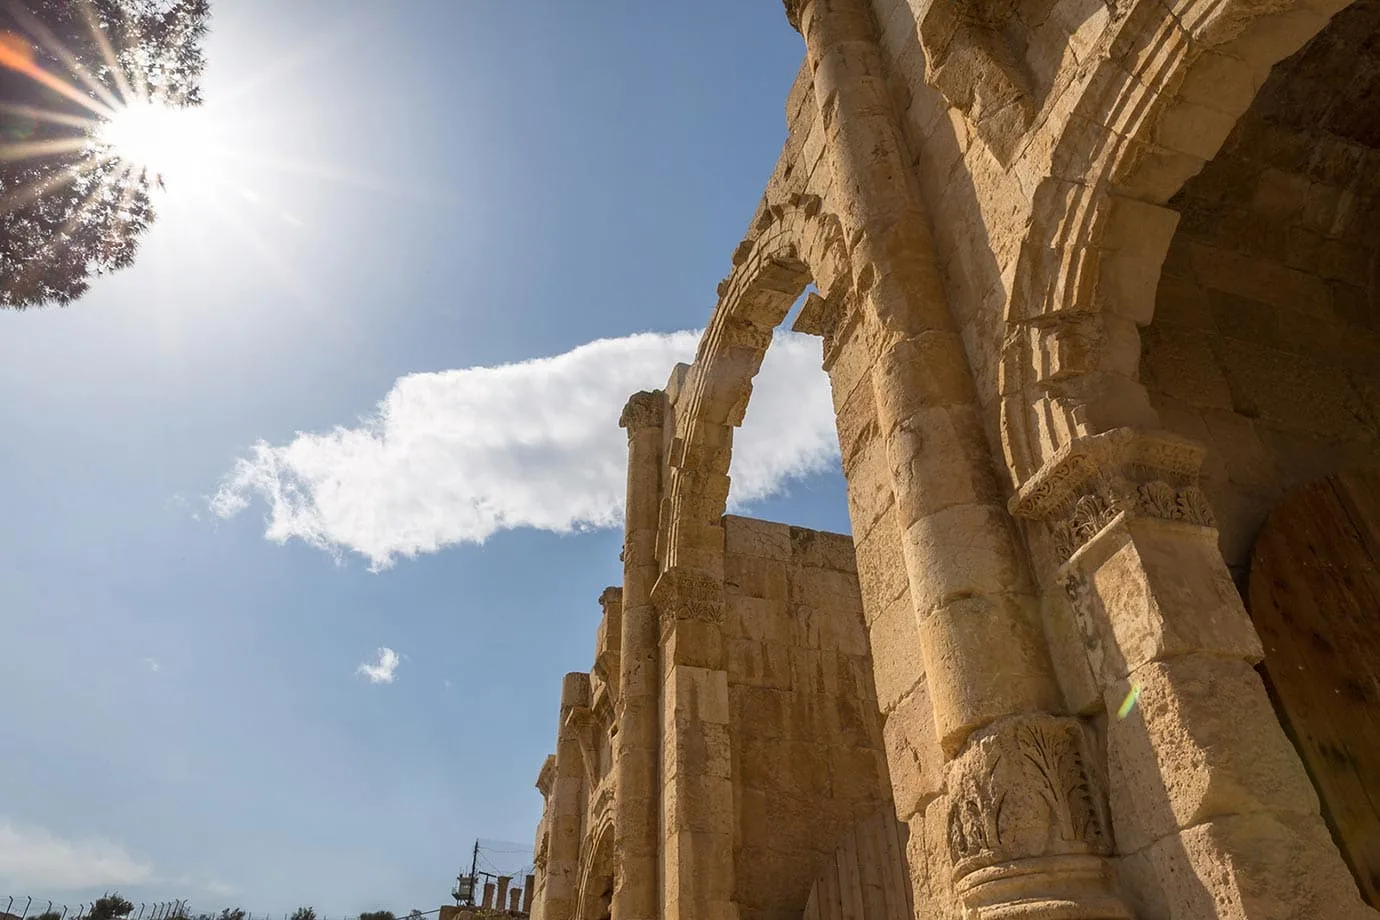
574, 818, 614, 920
662, 194, 853, 574
1001, 0, 1354, 488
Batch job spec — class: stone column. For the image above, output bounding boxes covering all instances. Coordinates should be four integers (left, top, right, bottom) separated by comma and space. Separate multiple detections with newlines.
611, 391, 666, 920
484, 884, 496, 911
509, 889, 522, 913
651, 565, 734, 920
784, 1, 1129, 917
540, 672, 591, 920
496, 877, 511, 914
1013, 428, 1376, 919
523, 876, 536, 914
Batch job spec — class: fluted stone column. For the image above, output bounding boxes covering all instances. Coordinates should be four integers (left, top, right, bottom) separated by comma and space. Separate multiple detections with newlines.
540, 673, 591, 920
785, 1, 1129, 916
611, 391, 665, 920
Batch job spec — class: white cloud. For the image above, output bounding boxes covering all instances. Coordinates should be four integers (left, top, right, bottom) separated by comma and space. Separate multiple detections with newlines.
357, 647, 401, 684
144, 658, 161, 673
0, 820, 153, 891
212, 329, 839, 569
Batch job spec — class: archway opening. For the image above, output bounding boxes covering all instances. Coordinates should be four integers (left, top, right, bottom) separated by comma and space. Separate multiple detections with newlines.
1137, 0, 1380, 580
727, 286, 852, 535
1135, 0, 1380, 902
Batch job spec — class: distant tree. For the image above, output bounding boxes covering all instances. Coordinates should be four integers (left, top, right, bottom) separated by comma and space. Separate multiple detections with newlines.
216, 909, 246, 920
34, 911, 62, 920
289, 909, 316, 920
358, 912, 395, 920
0, 0, 210, 308
88, 895, 135, 920
406, 911, 424, 920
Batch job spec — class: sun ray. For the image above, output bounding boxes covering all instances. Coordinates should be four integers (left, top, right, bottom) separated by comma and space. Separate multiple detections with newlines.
0, 157, 88, 213
76, 0, 135, 107
2, 0, 123, 112
11, 161, 134, 294
0, 136, 92, 162
215, 147, 454, 205
0, 100, 100, 133
0, 33, 116, 121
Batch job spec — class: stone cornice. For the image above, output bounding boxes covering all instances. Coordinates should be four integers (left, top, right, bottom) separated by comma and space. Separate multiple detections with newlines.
783, 0, 807, 31
1010, 428, 1214, 563
1009, 428, 1206, 521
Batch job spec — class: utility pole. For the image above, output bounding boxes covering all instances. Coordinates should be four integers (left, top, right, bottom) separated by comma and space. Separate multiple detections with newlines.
453, 839, 481, 906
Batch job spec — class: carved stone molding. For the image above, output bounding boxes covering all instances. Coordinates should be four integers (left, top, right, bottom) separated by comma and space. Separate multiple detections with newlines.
1010, 428, 1214, 562
619, 390, 665, 431
945, 714, 1131, 919
650, 565, 725, 643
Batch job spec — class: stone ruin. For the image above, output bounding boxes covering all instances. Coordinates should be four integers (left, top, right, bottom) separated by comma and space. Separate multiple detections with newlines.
527, 0, 1380, 917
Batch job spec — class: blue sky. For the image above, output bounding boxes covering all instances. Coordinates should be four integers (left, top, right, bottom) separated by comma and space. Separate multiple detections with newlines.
0, 2, 851, 915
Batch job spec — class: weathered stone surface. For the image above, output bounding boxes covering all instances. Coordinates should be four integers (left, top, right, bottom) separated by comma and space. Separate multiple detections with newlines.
527, 1, 1380, 917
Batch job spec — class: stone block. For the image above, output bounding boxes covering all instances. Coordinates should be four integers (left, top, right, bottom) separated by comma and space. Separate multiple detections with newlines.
1074, 516, 1262, 685
664, 617, 724, 670
867, 592, 925, 713
729, 595, 789, 644
724, 552, 789, 601
853, 507, 910, 615
889, 404, 1004, 527
788, 564, 864, 615
881, 681, 944, 821
1139, 325, 1235, 411
724, 515, 793, 560
666, 665, 730, 725
834, 366, 881, 466
1151, 274, 1216, 331
919, 594, 1060, 755
1121, 810, 1372, 920
842, 433, 896, 541
1105, 655, 1320, 855
902, 503, 1028, 613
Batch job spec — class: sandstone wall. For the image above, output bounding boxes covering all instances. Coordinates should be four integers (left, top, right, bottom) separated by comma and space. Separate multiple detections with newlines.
1138, 0, 1380, 575
720, 515, 891, 920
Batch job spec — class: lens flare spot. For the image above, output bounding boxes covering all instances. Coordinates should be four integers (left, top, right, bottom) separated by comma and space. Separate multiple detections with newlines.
1116, 684, 1142, 720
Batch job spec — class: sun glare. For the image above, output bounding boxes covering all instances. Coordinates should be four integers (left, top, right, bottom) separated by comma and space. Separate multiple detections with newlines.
99, 100, 219, 188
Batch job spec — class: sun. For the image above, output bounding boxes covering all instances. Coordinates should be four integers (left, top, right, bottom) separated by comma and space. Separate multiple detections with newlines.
99, 100, 220, 189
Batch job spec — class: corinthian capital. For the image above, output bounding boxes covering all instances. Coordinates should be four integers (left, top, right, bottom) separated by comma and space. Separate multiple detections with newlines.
783, 0, 808, 30
619, 390, 665, 430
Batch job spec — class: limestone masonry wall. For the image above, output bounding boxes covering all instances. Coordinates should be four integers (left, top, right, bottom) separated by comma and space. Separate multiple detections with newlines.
721, 516, 889, 920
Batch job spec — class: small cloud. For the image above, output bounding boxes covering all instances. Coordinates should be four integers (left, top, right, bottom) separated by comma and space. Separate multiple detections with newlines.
143, 658, 161, 673
356, 647, 400, 684
0, 819, 153, 890
443, 678, 453, 690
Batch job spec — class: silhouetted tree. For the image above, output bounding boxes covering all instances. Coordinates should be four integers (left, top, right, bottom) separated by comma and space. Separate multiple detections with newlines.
216, 909, 246, 920
0, 0, 210, 308
289, 909, 316, 920
34, 911, 61, 920
88, 895, 135, 920
358, 911, 395, 920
